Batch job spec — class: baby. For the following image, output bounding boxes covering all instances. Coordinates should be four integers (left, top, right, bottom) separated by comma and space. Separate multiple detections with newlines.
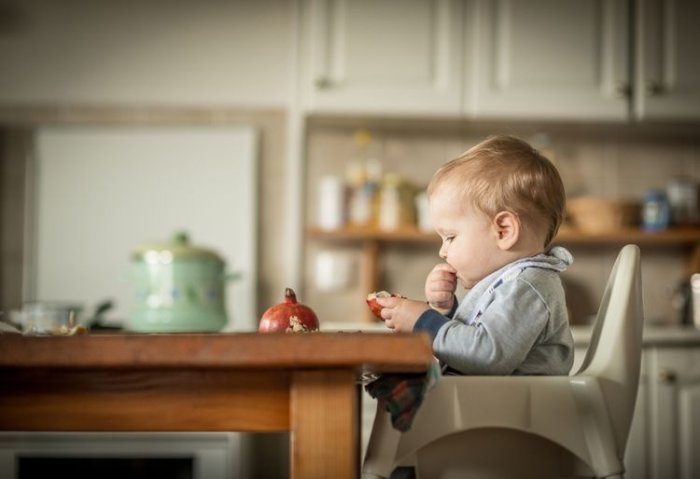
377, 134, 574, 375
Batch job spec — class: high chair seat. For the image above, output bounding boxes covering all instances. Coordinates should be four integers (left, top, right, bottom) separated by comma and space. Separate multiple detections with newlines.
363, 244, 644, 479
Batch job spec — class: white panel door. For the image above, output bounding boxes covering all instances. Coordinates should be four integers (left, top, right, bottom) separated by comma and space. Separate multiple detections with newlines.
467, 0, 629, 120
302, 0, 463, 115
679, 382, 700, 479
634, 0, 700, 120
648, 347, 700, 479
32, 125, 258, 331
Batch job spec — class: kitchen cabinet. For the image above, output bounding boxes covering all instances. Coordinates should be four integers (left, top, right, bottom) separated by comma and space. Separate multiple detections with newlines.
302, 0, 630, 120
469, 0, 629, 120
300, 0, 464, 116
302, 0, 700, 121
633, 0, 700, 120
575, 329, 700, 478
647, 346, 700, 478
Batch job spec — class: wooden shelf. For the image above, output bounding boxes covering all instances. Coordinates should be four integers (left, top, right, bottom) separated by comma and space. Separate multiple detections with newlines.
308, 225, 700, 245
307, 226, 438, 242
556, 226, 700, 245
307, 225, 700, 323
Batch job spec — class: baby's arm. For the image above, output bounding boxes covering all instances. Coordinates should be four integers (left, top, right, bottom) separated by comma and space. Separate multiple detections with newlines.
425, 263, 458, 314
432, 281, 550, 374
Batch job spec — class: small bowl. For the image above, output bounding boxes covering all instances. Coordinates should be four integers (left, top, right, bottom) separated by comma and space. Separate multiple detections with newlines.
567, 197, 641, 233
14, 302, 83, 336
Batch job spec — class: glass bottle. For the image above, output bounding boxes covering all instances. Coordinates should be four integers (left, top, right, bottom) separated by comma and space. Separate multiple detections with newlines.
642, 189, 671, 231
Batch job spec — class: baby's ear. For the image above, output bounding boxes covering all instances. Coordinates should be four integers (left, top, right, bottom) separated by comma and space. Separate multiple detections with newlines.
493, 211, 519, 250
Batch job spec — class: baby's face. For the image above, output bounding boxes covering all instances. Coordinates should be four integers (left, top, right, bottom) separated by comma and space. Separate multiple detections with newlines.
429, 190, 504, 289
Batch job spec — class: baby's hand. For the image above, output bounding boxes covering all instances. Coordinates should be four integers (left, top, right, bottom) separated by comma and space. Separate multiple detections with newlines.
425, 263, 457, 314
376, 296, 430, 333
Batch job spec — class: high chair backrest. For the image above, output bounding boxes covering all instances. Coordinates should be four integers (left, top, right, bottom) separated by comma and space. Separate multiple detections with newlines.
575, 244, 644, 456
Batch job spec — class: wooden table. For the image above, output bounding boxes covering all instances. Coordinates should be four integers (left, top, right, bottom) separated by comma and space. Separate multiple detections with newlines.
0, 332, 432, 479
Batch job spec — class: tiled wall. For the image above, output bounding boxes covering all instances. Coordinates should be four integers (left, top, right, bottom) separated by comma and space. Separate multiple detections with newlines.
304, 122, 700, 326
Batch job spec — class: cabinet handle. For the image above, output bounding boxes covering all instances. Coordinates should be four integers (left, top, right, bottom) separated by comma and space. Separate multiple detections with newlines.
659, 369, 677, 384
646, 81, 665, 96
315, 77, 333, 90
615, 82, 631, 99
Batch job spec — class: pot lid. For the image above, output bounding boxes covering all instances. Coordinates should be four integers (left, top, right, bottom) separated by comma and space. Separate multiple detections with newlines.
131, 231, 223, 263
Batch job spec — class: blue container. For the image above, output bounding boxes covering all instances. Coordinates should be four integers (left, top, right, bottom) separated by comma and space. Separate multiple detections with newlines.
643, 190, 671, 231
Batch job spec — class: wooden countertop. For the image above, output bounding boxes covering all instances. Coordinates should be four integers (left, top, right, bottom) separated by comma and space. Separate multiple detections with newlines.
572, 324, 700, 347
0, 332, 433, 373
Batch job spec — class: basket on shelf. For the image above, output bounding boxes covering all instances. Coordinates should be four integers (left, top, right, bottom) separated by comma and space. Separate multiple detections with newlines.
566, 196, 641, 233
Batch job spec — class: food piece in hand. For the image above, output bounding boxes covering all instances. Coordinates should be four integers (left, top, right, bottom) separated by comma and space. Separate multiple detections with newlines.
259, 288, 320, 333
366, 291, 402, 319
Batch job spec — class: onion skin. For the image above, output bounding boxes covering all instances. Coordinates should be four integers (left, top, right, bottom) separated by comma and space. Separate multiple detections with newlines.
258, 288, 320, 333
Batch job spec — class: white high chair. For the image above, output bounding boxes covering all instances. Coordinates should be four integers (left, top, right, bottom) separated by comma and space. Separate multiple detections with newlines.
363, 244, 644, 479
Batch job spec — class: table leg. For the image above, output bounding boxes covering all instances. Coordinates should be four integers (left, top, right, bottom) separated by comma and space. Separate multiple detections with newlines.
290, 369, 359, 479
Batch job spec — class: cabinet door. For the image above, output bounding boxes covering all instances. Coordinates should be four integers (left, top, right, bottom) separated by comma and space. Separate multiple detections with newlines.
648, 347, 700, 479
634, 0, 700, 120
466, 0, 629, 120
302, 0, 463, 115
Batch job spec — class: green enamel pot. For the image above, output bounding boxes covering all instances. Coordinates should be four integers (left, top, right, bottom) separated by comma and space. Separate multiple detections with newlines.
127, 231, 238, 332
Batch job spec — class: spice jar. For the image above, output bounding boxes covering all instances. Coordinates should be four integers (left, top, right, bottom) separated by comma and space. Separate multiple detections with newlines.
666, 177, 699, 226
317, 175, 346, 230
642, 189, 671, 231
379, 174, 401, 230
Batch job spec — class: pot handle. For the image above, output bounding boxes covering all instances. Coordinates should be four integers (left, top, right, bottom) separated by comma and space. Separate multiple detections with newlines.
224, 271, 242, 282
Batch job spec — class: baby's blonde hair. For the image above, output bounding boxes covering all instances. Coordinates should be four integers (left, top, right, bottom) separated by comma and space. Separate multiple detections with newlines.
427, 135, 565, 247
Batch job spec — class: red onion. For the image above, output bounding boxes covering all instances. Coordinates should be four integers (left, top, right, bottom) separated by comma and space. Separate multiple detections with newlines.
258, 288, 320, 333
366, 290, 402, 319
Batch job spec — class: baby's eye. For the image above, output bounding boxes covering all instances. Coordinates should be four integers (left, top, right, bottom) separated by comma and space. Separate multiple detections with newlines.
443, 235, 455, 243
